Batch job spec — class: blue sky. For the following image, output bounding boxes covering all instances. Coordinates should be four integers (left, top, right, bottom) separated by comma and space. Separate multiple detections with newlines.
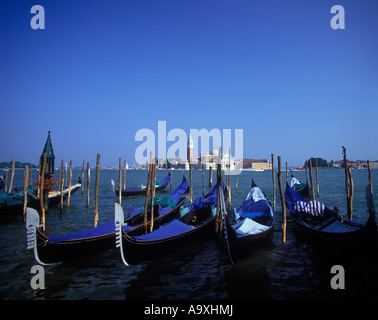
1, 0, 377, 167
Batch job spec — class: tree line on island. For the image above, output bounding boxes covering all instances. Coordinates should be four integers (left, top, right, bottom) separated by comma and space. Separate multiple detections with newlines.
0, 161, 38, 169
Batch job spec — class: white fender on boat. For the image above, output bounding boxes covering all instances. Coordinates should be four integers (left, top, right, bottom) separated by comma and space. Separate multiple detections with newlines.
25, 207, 50, 265
114, 203, 129, 266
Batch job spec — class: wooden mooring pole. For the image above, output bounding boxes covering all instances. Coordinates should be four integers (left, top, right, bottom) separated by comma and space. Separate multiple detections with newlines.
271, 154, 276, 211
67, 160, 73, 206
143, 152, 153, 234
342, 146, 353, 221
277, 156, 286, 244
23, 165, 28, 221
368, 160, 373, 197
81, 160, 85, 194
150, 158, 156, 233
309, 159, 315, 200
315, 158, 319, 197
189, 162, 192, 204
86, 162, 90, 208
202, 165, 205, 196
8, 158, 15, 194
119, 157, 122, 205
348, 167, 354, 221
94, 154, 100, 227
40, 153, 46, 232
60, 160, 64, 213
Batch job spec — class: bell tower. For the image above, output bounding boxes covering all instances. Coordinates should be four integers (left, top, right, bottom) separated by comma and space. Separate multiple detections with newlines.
187, 134, 193, 163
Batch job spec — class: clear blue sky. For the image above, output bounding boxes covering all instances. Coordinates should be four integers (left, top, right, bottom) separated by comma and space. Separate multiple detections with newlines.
1, 0, 377, 167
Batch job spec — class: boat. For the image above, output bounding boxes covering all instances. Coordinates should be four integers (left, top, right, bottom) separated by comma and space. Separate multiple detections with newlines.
28, 176, 82, 208
25, 176, 189, 264
111, 172, 171, 197
0, 176, 4, 190
1, 177, 81, 222
284, 183, 376, 248
115, 182, 225, 266
224, 179, 275, 261
290, 174, 310, 199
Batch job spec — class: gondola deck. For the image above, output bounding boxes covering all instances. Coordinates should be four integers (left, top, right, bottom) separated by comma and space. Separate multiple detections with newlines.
26, 177, 189, 264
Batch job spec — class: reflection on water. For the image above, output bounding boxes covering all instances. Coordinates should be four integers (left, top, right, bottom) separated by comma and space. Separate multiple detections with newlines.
1, 168, 378, 300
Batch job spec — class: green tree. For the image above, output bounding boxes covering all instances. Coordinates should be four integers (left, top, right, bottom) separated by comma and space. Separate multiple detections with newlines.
304, 157, 328, 168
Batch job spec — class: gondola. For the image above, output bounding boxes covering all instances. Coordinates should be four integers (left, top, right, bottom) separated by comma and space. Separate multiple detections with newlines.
111, 172, 171, 197
290, 175, 310, 199
1, 178, 81, 222
224, 179, 275, 261
115, 182, 225, 266
28, 176, 82, 208
26, 176, 189, 265
284, 183, 376, 248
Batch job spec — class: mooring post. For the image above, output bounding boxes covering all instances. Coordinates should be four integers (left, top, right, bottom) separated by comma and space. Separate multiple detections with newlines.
94, 154, 100, 227
67, 160, 73, 206
23, 165, 28, 221
86, 162, 90, 208
277, 156, 286, 244
8, 158, 15, 194
271, 154, 276, 211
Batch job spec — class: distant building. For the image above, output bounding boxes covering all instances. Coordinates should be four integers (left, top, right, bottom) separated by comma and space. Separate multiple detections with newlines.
242, 159, 272, 171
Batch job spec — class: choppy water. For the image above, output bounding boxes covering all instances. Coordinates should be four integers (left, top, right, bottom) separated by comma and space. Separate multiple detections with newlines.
1, 167, 378, 300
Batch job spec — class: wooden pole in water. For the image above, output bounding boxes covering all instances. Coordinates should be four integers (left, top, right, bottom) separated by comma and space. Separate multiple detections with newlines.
215, 164, 221, 235
40, 153, 46, 232
218, 163, 224, 239
189, 162, 192, 203
23, 165, 28, 221
86, 162, 90, 208
309, 159, 315, 200
143, 152, 153, 234
65, 162, 68, 188
368, 160, 373, 197
60, 160, 64, 213
348, 167, 354, 221
150, 158, 156, 233
277, 156, 286, 244
81, 160, 85, 194
94, 154, 100, 227
8, 158, 15, 194
315, 158, 319, 197
67, 160, 73, 206
37, 163, 40, 197
342, 146, 352, 220
209, 165, 213, 187
119, 157, 122, 205
271, 154, 276, 211
202, 165, 205, 196
228, 147, 232, 212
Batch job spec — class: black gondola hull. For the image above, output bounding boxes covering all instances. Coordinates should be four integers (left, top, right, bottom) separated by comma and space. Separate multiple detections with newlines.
114, 173, 171, 197
33, 190, 188, 264
120, 207, 216, 265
